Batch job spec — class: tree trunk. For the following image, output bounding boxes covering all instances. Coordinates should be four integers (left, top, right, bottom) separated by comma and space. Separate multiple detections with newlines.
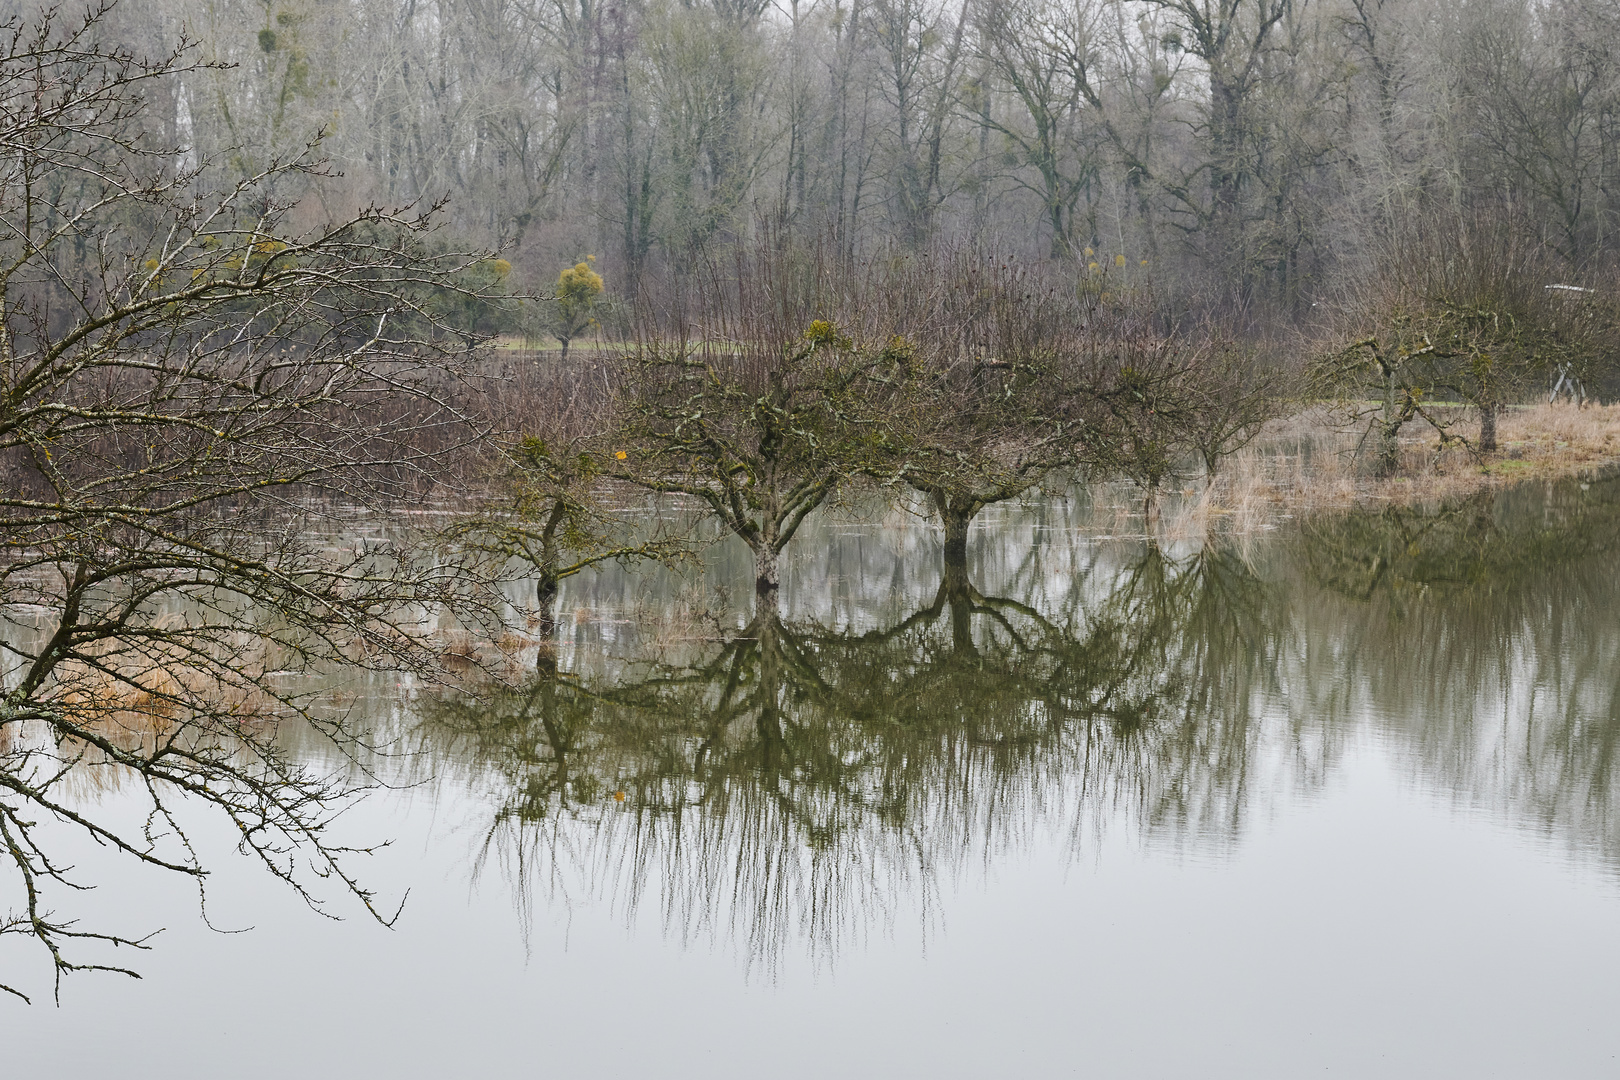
941, 505, 971, 568
755, 613, 785, 770
535, 570, 559, 664
1376, 421, 1400, 478
754, 544, 779, 596
1377, 370, 1402, 477
943, 570, 975, 656
939, 507, 975, 653
941, 540, 971, 597
1479, 401, 1498, 453
536, 571, 559, 621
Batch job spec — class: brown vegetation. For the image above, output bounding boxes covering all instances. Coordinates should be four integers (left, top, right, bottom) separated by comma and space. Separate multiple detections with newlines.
1169, 403, 1620, 535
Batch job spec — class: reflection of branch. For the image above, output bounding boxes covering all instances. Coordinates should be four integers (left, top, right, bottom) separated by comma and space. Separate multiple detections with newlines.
411, 537, 1284, 973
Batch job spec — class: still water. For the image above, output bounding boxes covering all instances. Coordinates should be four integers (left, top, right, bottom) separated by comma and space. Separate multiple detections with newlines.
9, 474, 1620, 1077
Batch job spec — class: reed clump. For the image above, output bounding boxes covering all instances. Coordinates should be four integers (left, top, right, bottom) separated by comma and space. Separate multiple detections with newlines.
46, 644, 283, 748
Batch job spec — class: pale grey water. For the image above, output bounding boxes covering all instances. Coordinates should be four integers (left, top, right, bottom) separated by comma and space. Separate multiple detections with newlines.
7, 475, 1620, 1077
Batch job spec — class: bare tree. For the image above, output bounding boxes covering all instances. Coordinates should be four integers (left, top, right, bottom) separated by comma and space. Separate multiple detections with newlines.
869, 0, 971, 248
1315, 208, 1618, 473
1457, 0, 1620, 264
973, 0, 1108, 258
606, 243, 911, 602
0, 3, 493, 1002
442, 432, 695, 639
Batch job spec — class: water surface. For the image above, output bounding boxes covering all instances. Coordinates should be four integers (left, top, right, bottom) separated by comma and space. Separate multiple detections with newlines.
7, 475, 1620, 1077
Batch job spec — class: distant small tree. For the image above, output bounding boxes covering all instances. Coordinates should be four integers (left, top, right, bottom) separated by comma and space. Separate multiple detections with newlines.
1313, 303, 1456, 477
611, 317, 898, 602
605, 242, 907, 605
875, 254, 1085, 570
881, 252, 1249, 542
440, 256, 516, 353
548, 258, 604, 361
1315, 212, 1618, 473
1177, 339, 1272, 484
445, 434, 693, 641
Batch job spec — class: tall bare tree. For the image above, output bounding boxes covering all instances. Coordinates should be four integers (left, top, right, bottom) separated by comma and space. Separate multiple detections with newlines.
0, 3, 493, 1002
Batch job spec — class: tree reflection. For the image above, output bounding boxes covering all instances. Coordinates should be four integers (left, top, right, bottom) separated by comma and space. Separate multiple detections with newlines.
1291, 471, 1620, 863
416, 537, 1282, 970
417, 469, 1620, 971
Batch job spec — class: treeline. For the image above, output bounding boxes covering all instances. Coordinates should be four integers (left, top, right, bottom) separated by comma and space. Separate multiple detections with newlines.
77, 0, 1620, 323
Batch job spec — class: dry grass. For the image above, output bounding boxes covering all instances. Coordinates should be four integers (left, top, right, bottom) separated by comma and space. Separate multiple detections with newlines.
432, 624, 543, 683
18, 642, 289, 800
1173, 401, 1620, 535
625, 582, 737, 645
48, 648, 281, 741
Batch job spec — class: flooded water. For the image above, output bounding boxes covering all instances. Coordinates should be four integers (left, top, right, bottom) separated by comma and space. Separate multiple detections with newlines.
9, 474, 1620, 1077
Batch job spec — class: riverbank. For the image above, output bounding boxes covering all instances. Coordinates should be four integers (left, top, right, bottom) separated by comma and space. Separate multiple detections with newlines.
1166, 401, 1620, 534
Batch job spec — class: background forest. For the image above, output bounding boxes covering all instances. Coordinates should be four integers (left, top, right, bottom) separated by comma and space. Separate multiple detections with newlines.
71, 0, 1620, 325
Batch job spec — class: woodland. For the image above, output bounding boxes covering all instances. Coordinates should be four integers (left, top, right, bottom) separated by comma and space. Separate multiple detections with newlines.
107, 0, 1620, 471
85, 0, 1620, 316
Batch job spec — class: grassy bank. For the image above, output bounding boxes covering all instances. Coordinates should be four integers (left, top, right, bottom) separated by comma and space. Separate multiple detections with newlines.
1162, 402, 1620, 535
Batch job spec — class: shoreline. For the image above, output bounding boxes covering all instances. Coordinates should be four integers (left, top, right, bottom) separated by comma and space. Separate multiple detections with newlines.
1159, 401, 1620, 536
